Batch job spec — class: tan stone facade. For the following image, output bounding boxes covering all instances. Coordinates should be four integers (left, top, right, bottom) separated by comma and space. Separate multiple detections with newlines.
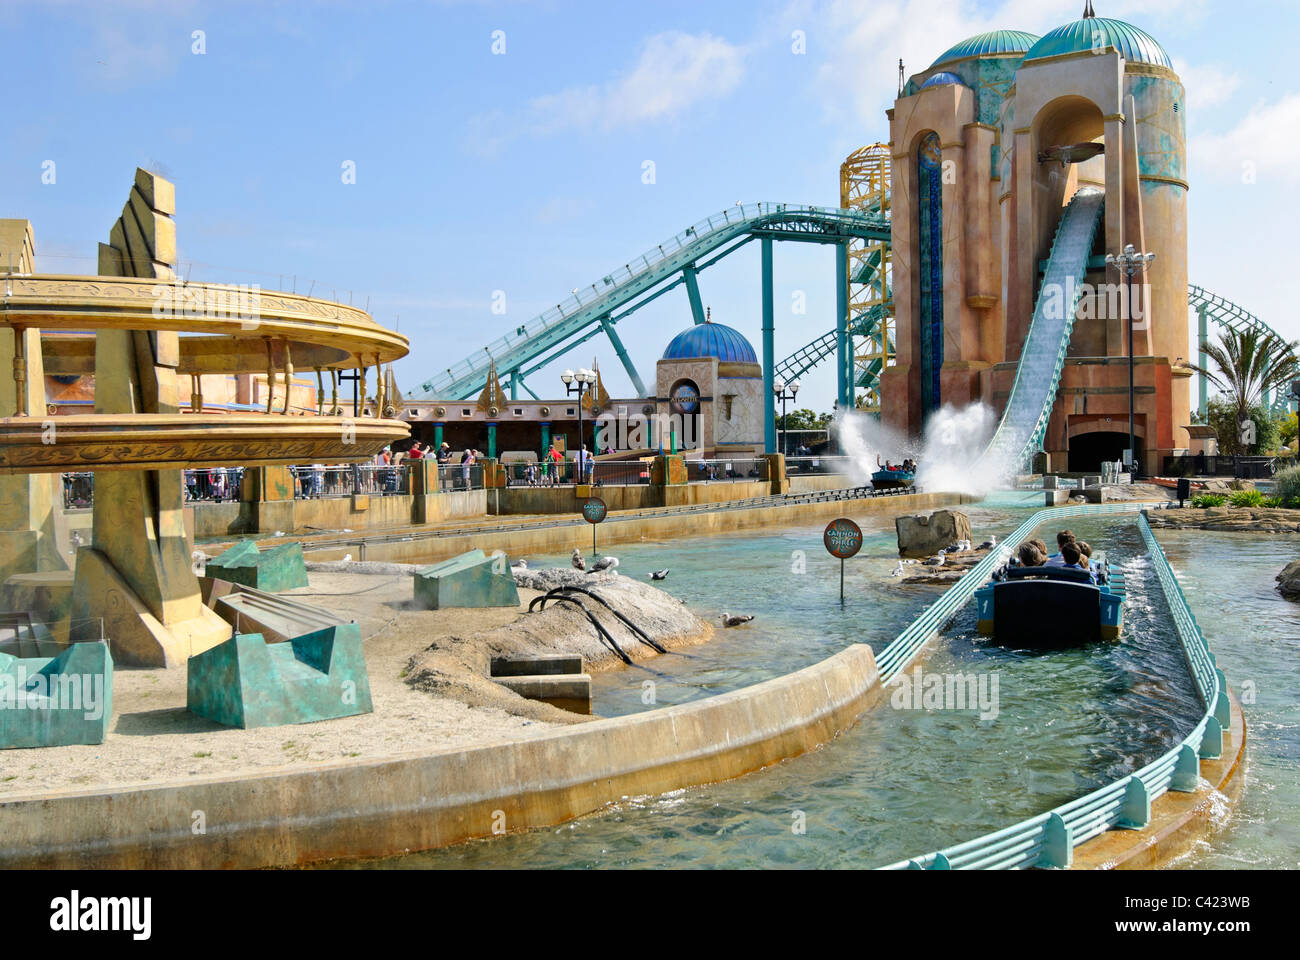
882, 37, 1191, 473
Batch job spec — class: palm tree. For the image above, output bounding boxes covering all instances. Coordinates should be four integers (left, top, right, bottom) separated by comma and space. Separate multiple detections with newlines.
1195, 328, 1300, 454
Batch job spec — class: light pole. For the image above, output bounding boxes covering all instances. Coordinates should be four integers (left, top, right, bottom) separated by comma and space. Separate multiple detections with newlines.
1105, 243, 1155, 482
561, 367, 596, 484
773, 377, 800, 456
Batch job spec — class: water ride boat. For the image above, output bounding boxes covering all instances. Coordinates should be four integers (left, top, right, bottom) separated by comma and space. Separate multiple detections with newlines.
975, 558, 1125, 648
871, 457, 915, 491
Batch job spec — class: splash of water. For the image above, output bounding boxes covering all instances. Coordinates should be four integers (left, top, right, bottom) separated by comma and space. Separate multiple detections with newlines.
835, 402, 1014, 497
835, 411, 912, 485
915, 403, 1011, 497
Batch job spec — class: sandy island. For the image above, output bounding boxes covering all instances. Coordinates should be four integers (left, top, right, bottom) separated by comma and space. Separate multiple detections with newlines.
0, 567, 711, 797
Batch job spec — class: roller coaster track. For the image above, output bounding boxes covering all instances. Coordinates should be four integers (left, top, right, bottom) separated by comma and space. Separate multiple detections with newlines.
413, 203, 890, 401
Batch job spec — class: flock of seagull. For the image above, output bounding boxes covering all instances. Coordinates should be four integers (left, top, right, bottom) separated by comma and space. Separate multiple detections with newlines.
562, 549, 751, 627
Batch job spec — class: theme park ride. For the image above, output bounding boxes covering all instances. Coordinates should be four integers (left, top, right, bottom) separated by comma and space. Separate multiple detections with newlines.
419, 13, 1296, 473
0, 169, 409, 667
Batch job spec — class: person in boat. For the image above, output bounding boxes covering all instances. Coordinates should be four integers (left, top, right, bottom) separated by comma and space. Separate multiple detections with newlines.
1060, 541, 1083, 571
1075, 540, 1100, 583
1030, 538, 1050, 560
1016, 542, 1045, 567
1043, 530, 1076, 567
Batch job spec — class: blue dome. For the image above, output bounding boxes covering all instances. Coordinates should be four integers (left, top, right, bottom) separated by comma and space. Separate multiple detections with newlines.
930, 29, 1039, 68
662, 322, 758, 364
922, 71, 966, 88
1024, 18, 1171, 68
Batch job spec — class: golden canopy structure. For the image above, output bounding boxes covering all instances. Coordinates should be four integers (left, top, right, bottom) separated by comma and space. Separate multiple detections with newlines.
0, 168, 409, 665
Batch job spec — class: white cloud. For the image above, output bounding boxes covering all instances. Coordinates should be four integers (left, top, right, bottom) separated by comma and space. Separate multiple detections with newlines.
1172, 58, 1241, 110
463, 30, 746, 155
1191, 93, 1300, 184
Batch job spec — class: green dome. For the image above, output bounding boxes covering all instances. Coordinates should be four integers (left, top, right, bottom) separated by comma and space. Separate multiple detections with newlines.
1023, 18, 1171, 68
930, 30, 1040, 68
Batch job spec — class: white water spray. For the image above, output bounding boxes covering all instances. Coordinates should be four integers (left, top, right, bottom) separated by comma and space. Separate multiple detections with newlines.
835, 402, 1014, 497
836, 410, 912, 484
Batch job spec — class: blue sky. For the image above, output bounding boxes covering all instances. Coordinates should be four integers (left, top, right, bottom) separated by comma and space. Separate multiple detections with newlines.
3, 0, 1296, 413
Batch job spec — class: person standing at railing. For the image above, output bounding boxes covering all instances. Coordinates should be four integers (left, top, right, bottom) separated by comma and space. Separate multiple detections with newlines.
435, 441, 452, 491
460, 447, 475, 489
546, 443, 562, 486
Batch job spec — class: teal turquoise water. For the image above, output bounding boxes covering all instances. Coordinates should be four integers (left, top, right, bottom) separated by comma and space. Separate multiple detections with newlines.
329, 491, 1300, 870
1155, 528, 1300, 869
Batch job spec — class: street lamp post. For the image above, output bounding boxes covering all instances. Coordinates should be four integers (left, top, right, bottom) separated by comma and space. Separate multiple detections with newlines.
561, 368, 596, 484
1105, 243, 1155, 482
773, 378, 800, 456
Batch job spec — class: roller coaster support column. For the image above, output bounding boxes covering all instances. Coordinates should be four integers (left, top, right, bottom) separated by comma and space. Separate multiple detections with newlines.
762, 239, 776, 454
836, 241, 850, 410
683, 264, 707, 326
599, 316, 647, 396
1197, 304, 1208, 420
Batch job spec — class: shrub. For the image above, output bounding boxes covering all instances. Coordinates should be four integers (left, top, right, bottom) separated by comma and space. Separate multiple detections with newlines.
1275, 464, 1300, 503
1191, 493, 1227, 508
1264, 495, 1284, 508
1229, 489, 1266, 507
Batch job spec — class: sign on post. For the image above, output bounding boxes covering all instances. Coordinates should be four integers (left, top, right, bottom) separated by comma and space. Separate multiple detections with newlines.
824, 517, 863, 602
583, 497, 607, 557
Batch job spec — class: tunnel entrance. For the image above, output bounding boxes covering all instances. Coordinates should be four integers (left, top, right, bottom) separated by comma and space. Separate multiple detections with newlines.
1068, 430, 1142, 473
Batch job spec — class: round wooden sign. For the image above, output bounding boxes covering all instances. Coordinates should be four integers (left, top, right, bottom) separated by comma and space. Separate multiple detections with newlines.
823, 517, 863, 559
582, 497, 608, 524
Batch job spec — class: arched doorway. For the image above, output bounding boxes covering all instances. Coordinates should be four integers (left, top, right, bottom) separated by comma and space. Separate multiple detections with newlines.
1067, 430, 1143, 473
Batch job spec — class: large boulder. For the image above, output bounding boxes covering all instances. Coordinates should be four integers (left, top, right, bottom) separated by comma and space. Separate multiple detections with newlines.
1277, 559, 1300, 601
896, 509, 971, 559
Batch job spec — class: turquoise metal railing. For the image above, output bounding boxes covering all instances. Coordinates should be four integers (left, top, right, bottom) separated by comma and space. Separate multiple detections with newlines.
872, 501, 1138, 682
416, 202, 890, 400
875, 504, 1229, 870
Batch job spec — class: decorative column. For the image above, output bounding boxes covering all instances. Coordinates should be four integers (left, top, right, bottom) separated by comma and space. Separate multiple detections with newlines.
761, 238, 776, 453
836, 240, 850, 410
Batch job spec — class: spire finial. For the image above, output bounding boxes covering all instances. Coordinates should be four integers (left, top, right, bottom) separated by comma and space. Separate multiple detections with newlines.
1083, 1, 1096, 17
705, 306, 712, 322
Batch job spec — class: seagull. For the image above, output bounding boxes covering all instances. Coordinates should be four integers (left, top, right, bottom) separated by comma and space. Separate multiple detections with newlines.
721, 612, 754, 627
511, 559, 528, 570
923, 550, 946, 567
891, 562, 904, 577
342, 553, 353, 563
977, 539, 996, 551
649, 569, 670, 581
274, 530, 285, 537
590, 556, 619, 573
571, 549, 586, 572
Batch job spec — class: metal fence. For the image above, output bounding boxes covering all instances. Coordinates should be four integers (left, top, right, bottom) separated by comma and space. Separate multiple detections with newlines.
65, 470, 249, 509
184, 467, 244, 502
435, 461, 485, 491
61, 472, 94, 509
591, 459, 653, 486
291, 464, 411, 498
686, 458, 768, 483
875, 503, 1228, 870
1161, 454, 1277, 479
784, 455, 855, 475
